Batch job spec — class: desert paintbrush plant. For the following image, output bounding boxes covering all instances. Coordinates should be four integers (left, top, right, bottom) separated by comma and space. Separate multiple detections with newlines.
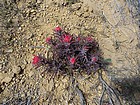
32, 27, 122, 104
32, 26, 105, 75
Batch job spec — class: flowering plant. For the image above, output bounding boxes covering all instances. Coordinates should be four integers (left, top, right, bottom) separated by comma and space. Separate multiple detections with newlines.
32, 26, 105, 75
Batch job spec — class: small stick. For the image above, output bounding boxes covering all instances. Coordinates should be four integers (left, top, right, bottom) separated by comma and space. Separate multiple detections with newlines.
71, 76, 87, 105
26, 96, 32, 105
98, 72, 122, 105
75, 85, 87, 105
99, 84, 106, 105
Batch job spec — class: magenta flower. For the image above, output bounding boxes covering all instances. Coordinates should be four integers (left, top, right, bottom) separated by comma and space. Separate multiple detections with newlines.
70, 57, 76, 64
63, 34, 72, 43
91, 56, 98, 62
76, 37, 81, 41
46, 37, 51, 43
32, 55, 40, 65
86, 37, 93, 42
54, 26, 62, 32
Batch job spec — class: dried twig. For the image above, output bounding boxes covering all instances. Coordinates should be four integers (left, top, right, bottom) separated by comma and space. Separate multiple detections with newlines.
75, 85, 87, 105
99, 84, 106, 105
71, 76, 87, 105
98, 72, 122, 105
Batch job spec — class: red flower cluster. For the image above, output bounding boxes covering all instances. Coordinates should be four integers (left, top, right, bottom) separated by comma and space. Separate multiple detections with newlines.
33, 26, 104, 75
76, 37, 81, 41
70, 57, 76, 64
54, 26, 62, 32
92, 56, 98, 62
62, 34, 72, 43
32, 55, 40, 65
86, 37, 93, 42
46, 37, 51, 43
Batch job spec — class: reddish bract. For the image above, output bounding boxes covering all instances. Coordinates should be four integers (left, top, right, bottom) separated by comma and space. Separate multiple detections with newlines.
32, 55, 40, 65
86, 37, 93, 42
63, 34, 72, 43
76, 37, 81, 41
46, 37, 51, 43
54, 26, 62, 32
70, 57, 76, 64
92, 57, 98, 62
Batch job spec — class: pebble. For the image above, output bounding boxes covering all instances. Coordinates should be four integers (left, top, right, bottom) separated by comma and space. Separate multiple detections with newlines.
83, 12, 89, 18
21, 93, 25, 97
25, 34, 33, 39
0, 73, 4, 80
26, 64, 32, 71
12, 66, 21, 74
2, 88, 10, 95
28, 71, 34, 77
2, 76, 12, 83
37, 0, 42, 4
30, 9, 35, 13
0, 64, 2, 70
75, 11, 83, 17
21, 24, 25, 27
19, 27, 22, 30
71, 3, 82, 10
20, 79, 25, 84
83, 6, 89, 12
21, 64, 26, 70
33, 17, 37, 20
23, 60, 28, 65
5, 49, 13, 53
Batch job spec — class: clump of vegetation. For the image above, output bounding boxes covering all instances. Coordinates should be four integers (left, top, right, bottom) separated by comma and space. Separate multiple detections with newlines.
32, 27, 122, 105
32, 26, 105, 75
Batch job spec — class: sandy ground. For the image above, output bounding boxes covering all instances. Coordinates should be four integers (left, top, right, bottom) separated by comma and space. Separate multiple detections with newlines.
0, 0, 140, 104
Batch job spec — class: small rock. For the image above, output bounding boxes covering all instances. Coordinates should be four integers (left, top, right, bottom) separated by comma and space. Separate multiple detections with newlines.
2, 76, 12, 83
25, 34, 33, 39
0, 64, 2, 70
20, 79, 25, 84
21, 93, 25, 97
62, 77, 68, 83
21, 24, 25, 27
21, 64, 26, 70
2, 88, 10, 96
33, 17, 37, 20
2, 98, 7, 102
37, 0, 42, 4
83, 6, 89, 12
30, 9, 35, 13
83, 12, 89, 18
5, 49, 13, 53
71, 3, 81, 10
26, 63, 32, 70
75, 11, 83, 17
23, 60, 28, 65
0, 73, 4, 80
28, 71, 34, 77
12, 66, 21, 74
19, 27, 22, 30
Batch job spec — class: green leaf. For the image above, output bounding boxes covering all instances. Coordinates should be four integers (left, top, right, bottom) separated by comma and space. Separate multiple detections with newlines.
104, 58, 112, 63
46, 34, 49, 36
46, 46, 51, 50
